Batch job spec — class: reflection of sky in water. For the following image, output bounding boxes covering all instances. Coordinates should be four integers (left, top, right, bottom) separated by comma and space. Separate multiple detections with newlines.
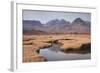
23, 10, 91, 24
40, 46, 91, 61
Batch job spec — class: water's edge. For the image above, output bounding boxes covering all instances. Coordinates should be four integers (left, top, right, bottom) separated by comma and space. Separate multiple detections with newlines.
40, 43, 91, 61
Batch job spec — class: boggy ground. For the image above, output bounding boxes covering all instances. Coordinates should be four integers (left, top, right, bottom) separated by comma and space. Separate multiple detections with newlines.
23, 34, 91, 62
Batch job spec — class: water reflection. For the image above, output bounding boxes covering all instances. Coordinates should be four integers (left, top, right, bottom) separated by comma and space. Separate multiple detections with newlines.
40, 44, 91, 61
48, 44, 61, 52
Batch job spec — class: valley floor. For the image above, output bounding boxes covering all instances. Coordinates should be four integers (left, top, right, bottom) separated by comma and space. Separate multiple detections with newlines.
23, 34, 91, 62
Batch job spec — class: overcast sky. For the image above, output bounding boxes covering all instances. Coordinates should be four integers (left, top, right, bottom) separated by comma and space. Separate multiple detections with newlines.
23, 10, 91, 24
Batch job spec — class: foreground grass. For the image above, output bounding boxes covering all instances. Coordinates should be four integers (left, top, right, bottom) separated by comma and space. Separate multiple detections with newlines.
23, 34, 91, 62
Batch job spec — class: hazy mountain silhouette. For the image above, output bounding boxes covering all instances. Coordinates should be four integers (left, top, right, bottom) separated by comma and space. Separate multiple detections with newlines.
69, 18, 90, 33
23, 18, 90, 34
23, 20, 43, 30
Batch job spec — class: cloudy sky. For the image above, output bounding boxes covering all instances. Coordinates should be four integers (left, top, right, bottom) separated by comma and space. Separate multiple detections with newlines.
23, 10, 91, 24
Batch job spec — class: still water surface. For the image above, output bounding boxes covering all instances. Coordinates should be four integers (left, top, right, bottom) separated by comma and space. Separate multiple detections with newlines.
40, 44, 91, 61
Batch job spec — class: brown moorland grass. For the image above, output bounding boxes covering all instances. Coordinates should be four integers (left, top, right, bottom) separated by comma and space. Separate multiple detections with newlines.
23, 34, 90, 62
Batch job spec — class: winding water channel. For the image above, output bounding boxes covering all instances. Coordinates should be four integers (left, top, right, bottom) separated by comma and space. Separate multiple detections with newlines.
40, 43, 91, 61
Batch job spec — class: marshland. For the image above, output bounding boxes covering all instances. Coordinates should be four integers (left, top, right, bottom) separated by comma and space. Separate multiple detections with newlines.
23, 34, 91, 62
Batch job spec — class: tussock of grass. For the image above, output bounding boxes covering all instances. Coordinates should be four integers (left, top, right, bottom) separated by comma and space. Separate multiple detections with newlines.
60, 43, 91, 54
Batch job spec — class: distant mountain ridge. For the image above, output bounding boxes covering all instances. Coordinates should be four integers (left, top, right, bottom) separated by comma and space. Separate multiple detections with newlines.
46, 19, 70, 26
23, 18, 91, 35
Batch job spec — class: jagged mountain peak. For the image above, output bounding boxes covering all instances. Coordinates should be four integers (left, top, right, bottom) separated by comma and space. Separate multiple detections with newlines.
73, 18, 84, 22
46, 19, 70, 26
72, 18, 86, 26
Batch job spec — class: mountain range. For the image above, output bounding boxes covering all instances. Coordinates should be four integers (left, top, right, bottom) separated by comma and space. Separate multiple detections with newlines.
23, 18, 90, 35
